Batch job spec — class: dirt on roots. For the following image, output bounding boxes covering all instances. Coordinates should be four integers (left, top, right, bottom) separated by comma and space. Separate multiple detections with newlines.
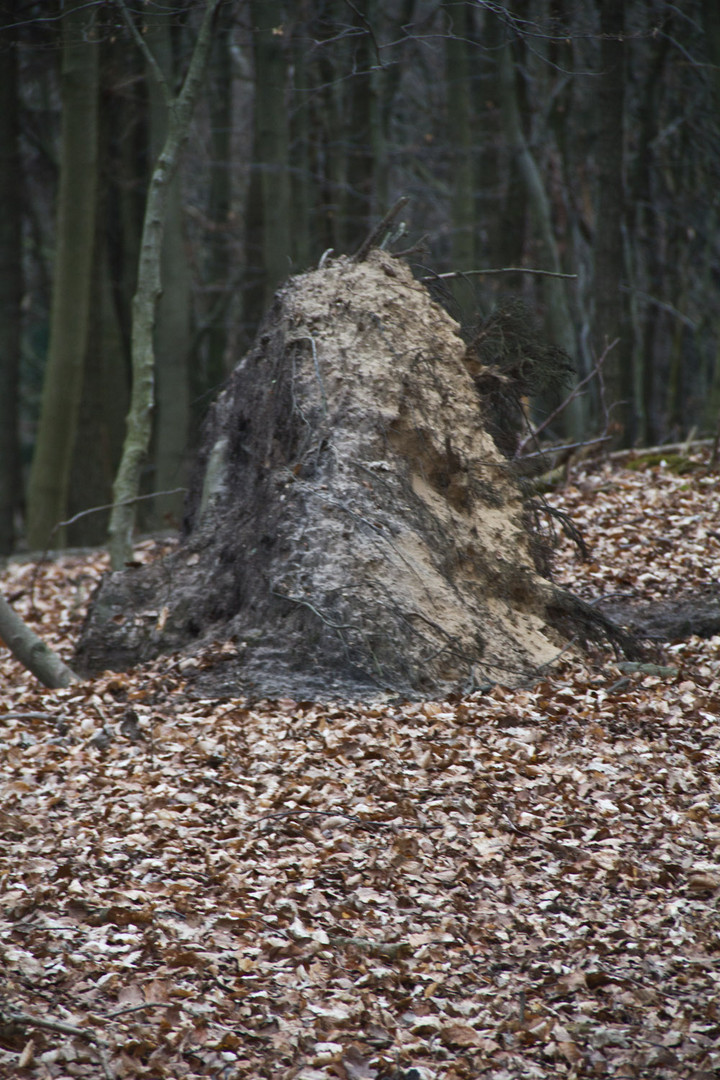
76, 250, 567, 700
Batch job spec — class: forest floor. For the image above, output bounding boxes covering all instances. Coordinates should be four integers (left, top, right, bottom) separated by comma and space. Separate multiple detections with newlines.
1, 446, 719, 1080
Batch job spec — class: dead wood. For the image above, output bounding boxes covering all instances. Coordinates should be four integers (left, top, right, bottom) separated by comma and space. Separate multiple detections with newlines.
594, 587, 720, 643
75, 250, 635, 700
0, 590, 79, 688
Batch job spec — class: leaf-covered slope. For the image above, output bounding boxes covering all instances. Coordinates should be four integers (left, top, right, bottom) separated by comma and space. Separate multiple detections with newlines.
1, 448, 719, 1079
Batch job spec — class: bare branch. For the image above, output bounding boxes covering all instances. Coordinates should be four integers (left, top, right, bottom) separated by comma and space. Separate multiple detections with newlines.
516, 339, 618, 457
55, 488, 187, 535
353, 196, 409, 261
420, 267, 577, 282
619, 285, 697, 330
0, 1007, 113, 1079
115, 0, 173, 109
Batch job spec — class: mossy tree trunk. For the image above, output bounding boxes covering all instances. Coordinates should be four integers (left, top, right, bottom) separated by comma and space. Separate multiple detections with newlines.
0, 591, 79, 689
26, 0, 99, 550
701, 0, 720, 431
67, 46, 131, 547
108, 0, 222, 570
145, 10, 193, 530
0, 1, 23, 554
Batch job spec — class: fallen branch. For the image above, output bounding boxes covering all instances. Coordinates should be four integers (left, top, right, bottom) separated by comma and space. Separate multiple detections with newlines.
0, 711, 61, 722
606, 437, 714, 461
0, 1006, 113, 1079
519, 434, 611, 463
252, 808, 443, 832
107, 1002, 177, 1019
327, 935, 412, 959
0, 591, 80, 688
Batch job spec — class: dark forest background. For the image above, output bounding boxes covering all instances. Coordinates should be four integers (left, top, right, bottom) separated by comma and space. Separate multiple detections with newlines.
0, 0, 718, 555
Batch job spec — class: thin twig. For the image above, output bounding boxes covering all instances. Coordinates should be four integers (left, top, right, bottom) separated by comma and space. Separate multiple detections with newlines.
0, 711, 63, 722
420, 267, 577, 282
619, 284, 697, 330
252, 808, 443, 831
353, 197, 409, 261
520, 434, 611, 460
54, 488, 188, 535
115, 0, 174, 109
1, 1008, 114, 1079
28, 487, 186, 613
107, 1002, 177, 1019
392, 234, 429, 258
516, 340, 617, 457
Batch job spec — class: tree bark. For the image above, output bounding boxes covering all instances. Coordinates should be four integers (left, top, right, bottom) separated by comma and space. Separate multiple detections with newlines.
701, 0, 720, 430
344, 2, 375, 250
26, 0, 99, 549
445, 0, 475, 274
146, 11, 193, 530
250, 0, 291, 310
628, 34, 669, 445
593, 0, 633, 445
202, 3, 234, 391
0, 591, 79, 689
0, 1, 22, 554
109, 0, 223, 570
67, 48, 131, 547
496, 29, 581, 433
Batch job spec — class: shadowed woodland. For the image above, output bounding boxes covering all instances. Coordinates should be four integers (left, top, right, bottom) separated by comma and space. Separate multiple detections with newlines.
0, 0, 719, 557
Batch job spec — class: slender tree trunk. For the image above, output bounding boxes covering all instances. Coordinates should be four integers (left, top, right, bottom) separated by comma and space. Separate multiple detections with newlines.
445, 0, 474, 273
628, 35, 669, 445
250, 0, 291, 311
66, 47, 131, 546
444, 0, 477, 322
109, 0, 222, 570
701, 0, 720, 429
473, 6, 503, 271
67, 221, 129, 546
203, 3, 234, 391
593, 0, 633, 445
110, 35, 145, 364
497, 29, 581, 433
26, 0, 99, 550
344, 3, 375, 250
145, 12, 193, 530
312, 0, 348, 254
290, 25, 313, 271
0, 2, 22, 554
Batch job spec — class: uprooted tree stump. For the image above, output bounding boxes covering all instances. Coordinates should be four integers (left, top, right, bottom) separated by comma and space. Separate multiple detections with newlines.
76, 249, 635, 700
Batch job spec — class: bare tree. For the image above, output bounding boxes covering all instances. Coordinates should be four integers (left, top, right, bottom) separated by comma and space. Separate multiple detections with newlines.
108, 0, 223, 570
